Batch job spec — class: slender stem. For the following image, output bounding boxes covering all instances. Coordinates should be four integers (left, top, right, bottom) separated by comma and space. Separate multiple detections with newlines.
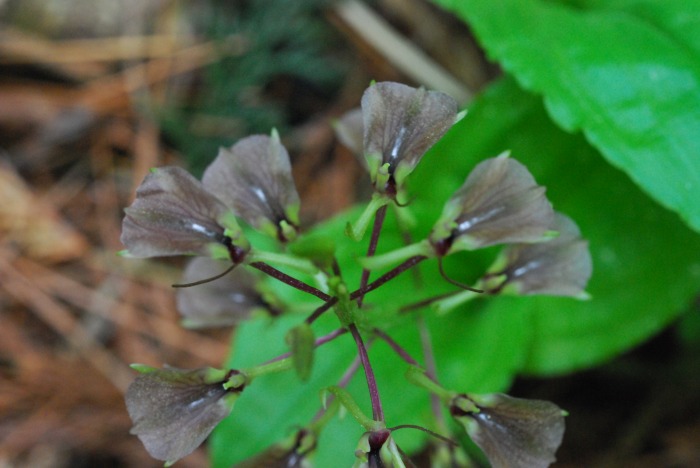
325, 385, 379, 431
433, 289, 482, 315
305, 297, 338, 325
346, 195, 388, 241
399, 291, 461, 314
373, 329, 420, 367
262, 327, 348, 365
388, 425, 458, 446
171, 263, 237, 288
250, 261, 332, 301
350, 324, 384, 422
357, 204, 388, 307
418, 315, 445, 430
244, 356, 293, 379
404, 366, 453, 402
359, 240, 431, 271
437, 256, 484, 293
350, 255, 427, 300
248, 250, 318, 275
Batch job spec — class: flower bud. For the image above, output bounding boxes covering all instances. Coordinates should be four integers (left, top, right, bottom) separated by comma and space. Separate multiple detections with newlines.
353, 429, 412, 468
430, 154, 554, 255
126, 366, 246, 464
450, 393, 566, 468
362, 82, 459, 194
484, 213, 592, 297
121, 166, 246, 258
203, 132, 300, 242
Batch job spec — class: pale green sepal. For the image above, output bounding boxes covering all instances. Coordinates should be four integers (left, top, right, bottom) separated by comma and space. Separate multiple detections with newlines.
218, 211, 242, 235
432, 289, 482, 315
256, 217, 279, 239
130, 363, 159, 374
393, 160, 413, 188
279, 219, 298, 242
222, 372, 247, 390
207, 243, 230, 260
324, 386, 381, 431
364, 152, 383, 184
247, 249, 320, 276
345, 195, 389, 241
284, 202, 301, 227
359, 239, 432, 271
374, 162, 391, 191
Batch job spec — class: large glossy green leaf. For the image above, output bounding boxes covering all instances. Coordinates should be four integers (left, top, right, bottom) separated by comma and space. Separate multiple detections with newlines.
434, 0, 700, 233
211, 77, 700, 466
412, 77, 700, 374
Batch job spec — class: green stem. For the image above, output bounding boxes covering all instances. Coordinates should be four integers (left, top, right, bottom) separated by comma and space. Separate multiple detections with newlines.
247, 249, 319, 275
346, 195, 389, 241
359, 239, 432, 271
324, 386, 382, 431
404, 366, 453, 403
243, 357, 293, 380
432, 289, 482, 315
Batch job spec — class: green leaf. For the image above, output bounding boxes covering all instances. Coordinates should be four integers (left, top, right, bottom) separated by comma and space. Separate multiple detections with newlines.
434, 0, 700, 232
412, 77, 700, 374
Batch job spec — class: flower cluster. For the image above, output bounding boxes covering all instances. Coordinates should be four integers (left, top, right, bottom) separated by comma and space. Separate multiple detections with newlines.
120, 81, 592, 466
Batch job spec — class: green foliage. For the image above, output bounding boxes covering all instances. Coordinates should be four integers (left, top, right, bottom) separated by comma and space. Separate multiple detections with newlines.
211, 76, 700, 465
434, 0, 700, 233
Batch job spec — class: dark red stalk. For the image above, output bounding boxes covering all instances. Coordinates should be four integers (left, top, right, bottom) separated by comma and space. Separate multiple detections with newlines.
349, 324, 384, 422
357, 204, 388, 307
250, 261, 332, 301
350, 255, 427, 300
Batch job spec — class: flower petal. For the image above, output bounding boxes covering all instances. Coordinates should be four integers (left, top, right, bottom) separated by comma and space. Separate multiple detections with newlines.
431, 154, 554, 252
203, 133, 300, 240
334, 108, 365, 164
497, 213, 592, 297
176, 258, 267, 328
121, 167, 232, 257
362, 82, 458, 187
126, 367, 244, 463
451, 393, 566, 468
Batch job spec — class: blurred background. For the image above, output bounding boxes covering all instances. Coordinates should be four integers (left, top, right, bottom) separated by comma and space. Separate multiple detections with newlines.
0, 0, 697, 467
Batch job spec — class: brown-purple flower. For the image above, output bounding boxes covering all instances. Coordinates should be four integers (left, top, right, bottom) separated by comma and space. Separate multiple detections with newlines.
176, 257, 279, 329
484, 213, 592, 298
126, 366, 246, 464
450, 393, 566, 468
203, 132, 300, 242
430, 153, 555, 255
361, 82, 459, 195
121, 166, 246, 258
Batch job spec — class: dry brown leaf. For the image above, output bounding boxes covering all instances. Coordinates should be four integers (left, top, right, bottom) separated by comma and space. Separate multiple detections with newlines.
0, 163, 88, 262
